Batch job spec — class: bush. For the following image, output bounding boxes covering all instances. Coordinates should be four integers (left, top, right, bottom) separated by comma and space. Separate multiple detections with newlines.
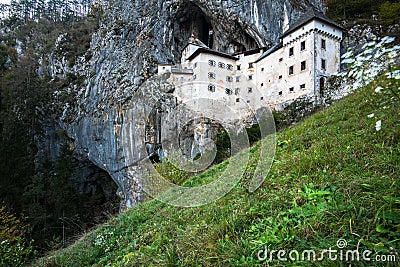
0, 204, 34, 266
379, 1, 400, 24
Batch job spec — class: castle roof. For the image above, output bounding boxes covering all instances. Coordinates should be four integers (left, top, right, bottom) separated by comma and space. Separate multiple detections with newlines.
255, 42, 283, 63
186, 47, 238, 61
181, 38, 209, 52
282, 9, 344, 38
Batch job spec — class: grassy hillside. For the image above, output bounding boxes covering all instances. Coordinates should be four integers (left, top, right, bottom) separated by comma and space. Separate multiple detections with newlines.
34, 78, 399, 266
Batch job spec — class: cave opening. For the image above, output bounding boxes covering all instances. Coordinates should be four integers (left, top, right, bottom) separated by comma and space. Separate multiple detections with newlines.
174, 2, 214, 50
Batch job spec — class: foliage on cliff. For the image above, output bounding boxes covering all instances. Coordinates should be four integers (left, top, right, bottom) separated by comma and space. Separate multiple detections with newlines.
0, 3, 117, 255
326, 0, 400, 38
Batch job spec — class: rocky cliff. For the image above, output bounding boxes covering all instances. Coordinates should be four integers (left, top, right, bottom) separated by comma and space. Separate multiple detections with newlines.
46, 0, 325, 211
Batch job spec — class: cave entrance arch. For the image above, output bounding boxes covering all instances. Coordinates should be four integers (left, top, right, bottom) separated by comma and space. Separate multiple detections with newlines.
175, 2, 213, 49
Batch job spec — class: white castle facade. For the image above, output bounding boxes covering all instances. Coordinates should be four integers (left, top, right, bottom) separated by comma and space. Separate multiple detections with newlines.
158, 10, 343, 115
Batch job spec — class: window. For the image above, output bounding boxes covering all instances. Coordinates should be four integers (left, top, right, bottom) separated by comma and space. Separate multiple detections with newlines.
249, 75, 253, 80
236, 76, 240, 82
236, 98, 240, 103
321, 59, 326, 70
235, 88, 240, 95
226, 76, 233, 82
248, 88, 253, 93
279, 91, 283, 96
300, 84, 306, 90
227, 64, 234, 71
301, 41, 306, 51
279, 75, 283, 79
289, 47, 294, 57
320, 77, 325, 97
301, 61, 306, 71
249, 63, 254, 68
289, 66, 294, 75
260, 97, 264, 100
208, 84, 215, 92
218, 62, 226, 69
261, 68, 265, 71
193, 74, 197, 80
208, 60, 216, 66
237, 65, 241, 70
247, 100, 251, 103
225, 88, 233, 95
261, 83, 264, 87
279, 58, 283, 62
289, 87, 294, 92
208, 72, 216, 79
194, 62, 198, 68
321, 39, 326, 49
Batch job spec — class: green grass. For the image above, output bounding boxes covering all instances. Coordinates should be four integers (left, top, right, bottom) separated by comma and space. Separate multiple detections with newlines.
33, 79, 399, 266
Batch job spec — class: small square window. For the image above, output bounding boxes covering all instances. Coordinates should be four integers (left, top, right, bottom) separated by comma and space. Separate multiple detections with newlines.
279, 58, 283, 62
225, 88, 232, 95
237, 65, 241, 70
249, 75, 253, 80
208, 85, 215, 92
236, 98, 240, 103
289, 87, 294, 92
300, 84, 306, 90
289, 66, 294, 75
208, 72, 216, 79
247, 100, 251, 103
261, 83, 264, 87
301, 41, 306, 51
279, 75, 283, 79
193, 74, 197, 80
227, 64, 234, 71
162, 66, 166, 70
261, 68, 264, 71
235, 88, 240, 95
248, 88, 253, 93
249, 63, 254, 68
236, 76, 240, 82
321, 39, 326, 49
194, 62, 198, 68
279, 91, 283, 96
226, 76, 233, 82
260, 97, 264, 100
289, 47, 294, 57
218, 62, 226, 69
208, 60, 216, 66
321, 59, 326, 70
301, 61, 306, 71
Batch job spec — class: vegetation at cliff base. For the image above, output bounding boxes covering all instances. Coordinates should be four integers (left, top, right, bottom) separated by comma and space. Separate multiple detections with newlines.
34, 71, 400, 266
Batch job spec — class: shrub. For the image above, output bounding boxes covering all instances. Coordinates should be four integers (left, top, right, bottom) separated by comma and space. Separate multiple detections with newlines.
0, 204, 34, 266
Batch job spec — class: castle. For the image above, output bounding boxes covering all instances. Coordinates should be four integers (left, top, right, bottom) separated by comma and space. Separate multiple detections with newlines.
158, 9, 343, 113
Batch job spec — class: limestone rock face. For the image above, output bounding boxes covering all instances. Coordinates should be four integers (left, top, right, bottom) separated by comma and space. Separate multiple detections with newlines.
52, 0, 324, 211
